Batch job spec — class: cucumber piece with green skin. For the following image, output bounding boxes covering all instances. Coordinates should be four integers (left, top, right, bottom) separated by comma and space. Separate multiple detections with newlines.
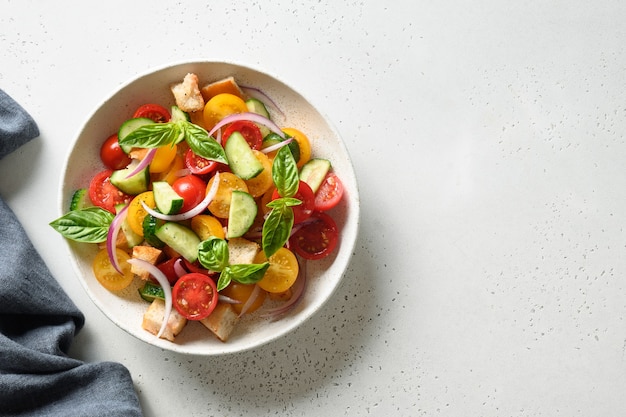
245, 98, 271, 137
154, 222, 201, 263
227, 190, 257, 238
115, 203, 143, 248
110, 165, 150, 195
152, 181, 184, 214
170, 105, 190, 122
138, 281, 165, 302
118, 117, 154, 153
224, 131, 264, 180
299, 158, 332, 193
142, 213, 165, 249
69, 188, 91, 211
262, 132, 300, 162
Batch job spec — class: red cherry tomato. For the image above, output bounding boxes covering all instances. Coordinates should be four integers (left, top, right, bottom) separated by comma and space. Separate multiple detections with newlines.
172, 272, 218, 320
133, 103, 171, 123
289, 211, 339, 260
156, 257, 182, 285
222, 120, 263, 150
184, 148, 219, 175
314, 173, 344, 211
88, 170, 132, 213
272, 181, 315, 224
171, 174, 207, 213
100, 133, 131, 170
182, 258, 213, 276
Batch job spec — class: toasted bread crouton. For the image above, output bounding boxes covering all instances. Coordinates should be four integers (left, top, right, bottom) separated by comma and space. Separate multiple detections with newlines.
131, 246, 163, 280
129, 148, 149, 160
142, 299, 187, 342
199, 303, 239, 342
171, 73, 205, 112
228, 238, 260, 265
200, 76, 245, 102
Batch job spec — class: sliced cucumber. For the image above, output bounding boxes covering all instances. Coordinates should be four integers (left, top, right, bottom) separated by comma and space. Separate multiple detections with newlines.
246, 98, 271, 137
224, 131, 264, 180
152, 181, 184, 214
138, 281, 166, 302
110, 165, 150, 195
115, 203, 143, 248
154, 222, 201, 262
227, 190, 257, 238
142, 213, 165, 249
299, 158, 331, 193
262, 132, 300, 162
170, 105, 190, 122
69, 188, 91, 211
118, 117, 154, 153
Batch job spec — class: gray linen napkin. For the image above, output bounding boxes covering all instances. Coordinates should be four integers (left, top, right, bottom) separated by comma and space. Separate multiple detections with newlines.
0, 89, 143, 416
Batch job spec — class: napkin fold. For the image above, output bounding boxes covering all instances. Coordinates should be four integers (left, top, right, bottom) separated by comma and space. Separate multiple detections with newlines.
0, 90, 143, 416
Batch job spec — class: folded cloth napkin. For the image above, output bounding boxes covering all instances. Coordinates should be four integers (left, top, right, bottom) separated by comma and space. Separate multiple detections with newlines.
0, 90, 143, 416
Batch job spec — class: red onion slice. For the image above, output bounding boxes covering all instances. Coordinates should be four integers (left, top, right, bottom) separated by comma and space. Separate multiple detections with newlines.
106, 205, 128, 274
239, 85, 286, 118
218, 294, 242, 305
127, 258, 173, 339
141, 172, 220, 221
207, 112, 285, 140
260, 137, 294, 154
260, 259, 306, 319
173, 258, 187, 278
126, 148, 157, 179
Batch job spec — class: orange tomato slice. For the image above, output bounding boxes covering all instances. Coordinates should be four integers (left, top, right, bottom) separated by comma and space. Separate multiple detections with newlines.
282, 127, 311, 168
254, 247, 299, 293
203, 93, 248, 131
244, 150, 273, 197
206, 172, 249, 218
127, 191, 156, 236
149, 144, 178, 173
92, 248, 134, 291
191, 214, 225, 240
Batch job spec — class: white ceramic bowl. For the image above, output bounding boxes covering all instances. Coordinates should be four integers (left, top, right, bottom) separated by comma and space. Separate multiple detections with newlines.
59, 61, 360, 355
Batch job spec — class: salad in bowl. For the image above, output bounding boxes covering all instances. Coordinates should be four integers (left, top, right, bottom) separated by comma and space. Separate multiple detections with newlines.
51, 62, 359, 355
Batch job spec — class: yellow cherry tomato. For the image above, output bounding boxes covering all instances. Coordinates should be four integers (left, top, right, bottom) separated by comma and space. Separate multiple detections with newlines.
254, 247, 299, 293
244, 150, 273, 197
206, 172, 249, 218
260, 185, 276, 216
220, 283, 266, 315
282, 127, 311, 168
203, 93, 248, 131
157, 154, 185, 185
191, 214, 225, 240
149, 144, 178, 173
127, 191, 155, 236
92, 248, 134, 291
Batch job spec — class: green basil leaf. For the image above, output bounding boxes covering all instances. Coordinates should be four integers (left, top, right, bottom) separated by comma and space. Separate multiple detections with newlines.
262, 202, 294, 258
271, 145, 299, 198
197, 237, 229, 272
183, 121, 228, 164
266, 197, 302, 209
118, 122, 183, 149
49, 207, 114, 243
217, 268, 232, 292
228, 262, 269, 285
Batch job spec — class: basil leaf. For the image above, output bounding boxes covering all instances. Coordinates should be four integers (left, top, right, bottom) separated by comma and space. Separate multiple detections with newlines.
266, 197, 302, 209
183, 121, 228, 164
217, 268, 233, 291
197, 237, 229, 272
118, 122, 183, 149
228, 262, 269, 285
49, 207, 114, 243
262, 202, 294, 258
271, 145, 299, 198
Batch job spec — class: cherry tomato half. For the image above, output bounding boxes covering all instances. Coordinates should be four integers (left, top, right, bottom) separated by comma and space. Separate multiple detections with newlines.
314, 172, 344, 211
88, 170, 132, 213
272, 181, 315, 224
222, 120, 263, 150
133, 103, 171, 123
172, 175, 207, 213
156, 256, 183, 285
289, 211, 339, 260
184, 148, 219, 175
100, 133, 131, 170
172, 272, 218, 320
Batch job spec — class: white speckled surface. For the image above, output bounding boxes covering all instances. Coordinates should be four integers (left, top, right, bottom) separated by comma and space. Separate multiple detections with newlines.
2, 0, 626, 415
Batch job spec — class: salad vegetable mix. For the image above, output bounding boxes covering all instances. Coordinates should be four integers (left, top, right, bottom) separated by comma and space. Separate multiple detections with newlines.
50, 73, 345, 343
